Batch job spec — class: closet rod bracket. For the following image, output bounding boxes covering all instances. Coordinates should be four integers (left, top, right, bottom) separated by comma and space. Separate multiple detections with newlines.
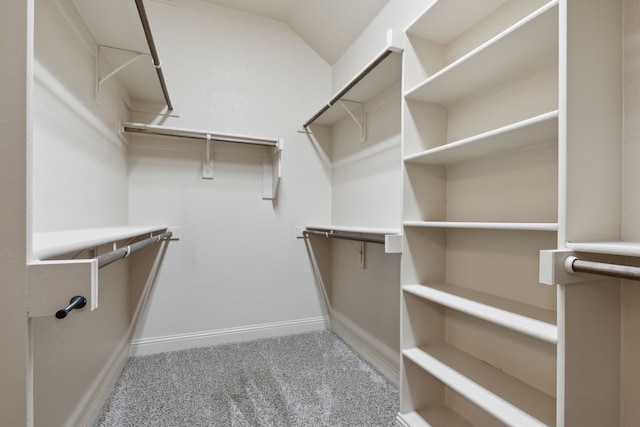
337, 100, 366, 143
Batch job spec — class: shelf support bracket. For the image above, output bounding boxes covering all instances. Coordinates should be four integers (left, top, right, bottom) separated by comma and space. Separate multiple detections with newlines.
337, 100, 366, 143
202, 134, 214, 179
96, 45, 149, 96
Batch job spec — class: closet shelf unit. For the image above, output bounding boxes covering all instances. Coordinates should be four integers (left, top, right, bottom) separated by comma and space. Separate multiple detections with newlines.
402, 0, 625, 423
400, 0, 562, 425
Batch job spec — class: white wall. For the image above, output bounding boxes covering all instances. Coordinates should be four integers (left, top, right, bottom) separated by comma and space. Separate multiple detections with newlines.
622, 0, 640, 423
30, 0, 136, 425
332, 0, 434, 93
0, 0, 31, 425
127, 0, 333, 352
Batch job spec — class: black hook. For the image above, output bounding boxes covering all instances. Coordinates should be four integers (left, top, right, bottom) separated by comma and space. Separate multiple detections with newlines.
55, 296, 87, 319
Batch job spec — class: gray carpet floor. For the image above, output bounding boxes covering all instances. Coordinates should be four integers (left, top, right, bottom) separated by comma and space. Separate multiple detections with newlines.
95, 331, 399, 426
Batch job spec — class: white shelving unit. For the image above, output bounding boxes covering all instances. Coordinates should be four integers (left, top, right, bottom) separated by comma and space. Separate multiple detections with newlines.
399, 0, 624, 425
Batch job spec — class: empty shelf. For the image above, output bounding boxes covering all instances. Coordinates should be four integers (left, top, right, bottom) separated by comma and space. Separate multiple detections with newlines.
399, 407, 474, 427
403, 284, 557, 343
403, 221, 558, 232
565, 241, 640, 257
403, 345, 555, 427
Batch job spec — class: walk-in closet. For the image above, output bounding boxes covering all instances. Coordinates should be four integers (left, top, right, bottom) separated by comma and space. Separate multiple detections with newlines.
2, 0, 640, 426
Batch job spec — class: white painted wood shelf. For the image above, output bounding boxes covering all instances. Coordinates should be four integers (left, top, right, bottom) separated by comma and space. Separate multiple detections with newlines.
403, 345, 556, 427
565, 241, 640, 257
303, 42, 402, 128
404, 1, 558, 105
301, 225, 402, 254
398, 407, 474, 427
33, 226, 168, 259
403, 221, 558, 232
404, 284, 557, 343
404, 111, 558, 165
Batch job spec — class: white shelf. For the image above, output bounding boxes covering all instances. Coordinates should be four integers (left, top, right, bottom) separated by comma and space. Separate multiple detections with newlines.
403, 221, 558, 232
403, 284, 557, 343
405, 1, 558, 105
406, 0, 506, 44
399, 407, 474, 427
304, 47, 402, 128
403, 345, 556, 427
404, 111, 558, 165
33, 226, 168, 259
565, 241, 640, 257
305, 224, 401, 235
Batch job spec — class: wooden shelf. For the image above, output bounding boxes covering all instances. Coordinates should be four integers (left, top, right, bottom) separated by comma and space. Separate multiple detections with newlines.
565, 241, 640, 257
405, 2, 558, 106
403, 221, 558, 232
404, 111, 558, 165
403, 345, 556, 427
32, 226, 169, 259
403, 284, 557, 343
399, 407, 474, 427
304, 46, 402, 128
305, 224, 400, 235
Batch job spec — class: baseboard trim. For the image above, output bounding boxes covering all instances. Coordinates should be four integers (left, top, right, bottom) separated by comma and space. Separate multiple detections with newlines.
129, 316, 330, 357
395, 412, 411, 427
330, 312, 400, 386
66, 336, 130, 427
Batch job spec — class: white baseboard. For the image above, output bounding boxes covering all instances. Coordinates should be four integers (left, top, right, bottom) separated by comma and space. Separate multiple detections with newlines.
67, 337, 130, 427
129, 316, 330, 357
330, 312, 400, 386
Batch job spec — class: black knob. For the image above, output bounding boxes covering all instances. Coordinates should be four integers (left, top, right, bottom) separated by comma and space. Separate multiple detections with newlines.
55, 295, 87, 319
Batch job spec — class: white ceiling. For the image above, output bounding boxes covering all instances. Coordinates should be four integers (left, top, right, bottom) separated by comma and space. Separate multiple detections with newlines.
197, 0, 390, 64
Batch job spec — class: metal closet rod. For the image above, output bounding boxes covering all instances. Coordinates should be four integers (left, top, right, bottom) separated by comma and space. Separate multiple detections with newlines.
98, 230, 172, 269
303, 48, 394, 129
303, 229, 385, 244
122, 123, 280, 147
134, 0, 173, 111
565, 256, 640, 281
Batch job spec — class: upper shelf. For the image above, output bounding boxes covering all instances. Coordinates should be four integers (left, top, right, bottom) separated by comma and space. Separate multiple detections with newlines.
33, 226, 169, 260
70, 0, 173, 113
404, 1, 558, 106
303, 32, 403, 129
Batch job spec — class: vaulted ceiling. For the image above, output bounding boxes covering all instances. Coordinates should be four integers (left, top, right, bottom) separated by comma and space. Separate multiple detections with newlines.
198, 0, 390, 64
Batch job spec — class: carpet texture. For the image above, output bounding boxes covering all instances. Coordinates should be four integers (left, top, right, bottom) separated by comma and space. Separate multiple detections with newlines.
95, 331, 399, 426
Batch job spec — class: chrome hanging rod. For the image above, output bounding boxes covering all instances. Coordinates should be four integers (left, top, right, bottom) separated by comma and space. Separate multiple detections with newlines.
122, 122, 280, 148
134, 0, 173, 111
302, 48, 394, 129
98, 230, 172, 269
564, 256, 640, 281
303, 229, 385, 244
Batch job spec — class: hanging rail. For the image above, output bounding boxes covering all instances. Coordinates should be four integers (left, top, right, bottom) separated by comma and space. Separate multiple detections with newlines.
98, 230, 172, 268
564, 256, 640, 281
134, 0, 173, 111
122, 122, 280, 148
55, 230, 172, 319
303, 229, 385, 244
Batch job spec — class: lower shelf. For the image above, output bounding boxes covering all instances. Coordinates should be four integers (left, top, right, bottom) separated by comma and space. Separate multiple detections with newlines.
398, 406, 474, 427
403, 345, 555, 427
